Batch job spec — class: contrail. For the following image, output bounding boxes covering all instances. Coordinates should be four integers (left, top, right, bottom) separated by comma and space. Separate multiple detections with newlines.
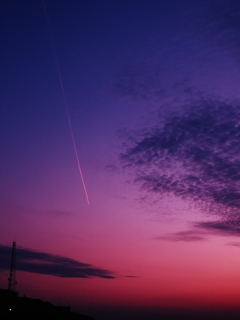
42, 1, 90, 205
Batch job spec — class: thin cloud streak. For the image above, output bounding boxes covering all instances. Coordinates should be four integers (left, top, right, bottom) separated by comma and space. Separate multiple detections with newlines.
197, 220, 240, 236
155, 221, 240, 244
226, 242, 240, 247
154, 230, 207, 242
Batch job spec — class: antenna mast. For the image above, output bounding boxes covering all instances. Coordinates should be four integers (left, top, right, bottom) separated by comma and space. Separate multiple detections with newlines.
8, 241, 17, 291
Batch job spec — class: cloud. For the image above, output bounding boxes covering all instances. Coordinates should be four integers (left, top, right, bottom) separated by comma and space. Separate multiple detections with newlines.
47, 210, 75, 216
226, 242, 240, 247
155, 218, 240, 243
154, 230, 207, 242
197, 220, 240, 236
120, 99, 240, 220
113, 64, 164, 101
112, 63, 202, 108
0, 244, 115, 279
204, 0, 240, 57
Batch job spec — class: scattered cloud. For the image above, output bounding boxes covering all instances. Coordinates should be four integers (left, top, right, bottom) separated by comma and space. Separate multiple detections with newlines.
120, 99, 240, 219
0, 244, 116, 279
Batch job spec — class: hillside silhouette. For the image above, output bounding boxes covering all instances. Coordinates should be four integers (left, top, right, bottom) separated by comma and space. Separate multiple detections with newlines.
0, 288, 94, 320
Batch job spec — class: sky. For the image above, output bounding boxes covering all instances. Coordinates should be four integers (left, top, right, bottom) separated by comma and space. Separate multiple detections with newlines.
2, 0, 240, 319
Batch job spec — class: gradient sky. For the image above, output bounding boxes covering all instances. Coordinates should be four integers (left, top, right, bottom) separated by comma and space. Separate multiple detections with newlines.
2, 1, 240, 319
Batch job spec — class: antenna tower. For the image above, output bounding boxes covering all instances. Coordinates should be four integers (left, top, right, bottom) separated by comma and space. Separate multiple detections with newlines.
8, 240, 17, 291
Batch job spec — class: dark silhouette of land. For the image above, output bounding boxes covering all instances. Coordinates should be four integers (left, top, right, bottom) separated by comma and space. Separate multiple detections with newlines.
3, 287, 240, 320
0, 288, 95, 320
86, 305, 240, 320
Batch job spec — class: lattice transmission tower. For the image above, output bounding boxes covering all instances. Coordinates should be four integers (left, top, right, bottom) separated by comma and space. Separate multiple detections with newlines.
8, 240, 17, 291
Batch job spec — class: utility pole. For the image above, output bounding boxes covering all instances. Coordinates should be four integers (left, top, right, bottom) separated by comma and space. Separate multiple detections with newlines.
8, 241, 17, 292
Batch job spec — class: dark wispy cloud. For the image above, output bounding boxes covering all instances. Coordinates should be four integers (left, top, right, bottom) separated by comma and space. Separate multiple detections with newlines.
154, 230, 207, 242
197, 220, 240, 236
113, 63, 201, 106
0, 244, 115, 279
226, 242, 240, 247
120, 99, 240, 221
154, 218, 240, 243
113, 64, 164, 101
205, 0, 240, 56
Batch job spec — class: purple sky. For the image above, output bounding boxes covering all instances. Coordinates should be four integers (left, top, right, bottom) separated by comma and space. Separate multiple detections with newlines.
2, 1, 240, 319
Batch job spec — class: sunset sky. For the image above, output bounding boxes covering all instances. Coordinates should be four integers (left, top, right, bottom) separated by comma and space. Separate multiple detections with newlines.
2, 1, 240, 319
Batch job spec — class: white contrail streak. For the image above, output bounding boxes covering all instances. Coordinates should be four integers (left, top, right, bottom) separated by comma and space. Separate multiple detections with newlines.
42, 1, 90, 205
